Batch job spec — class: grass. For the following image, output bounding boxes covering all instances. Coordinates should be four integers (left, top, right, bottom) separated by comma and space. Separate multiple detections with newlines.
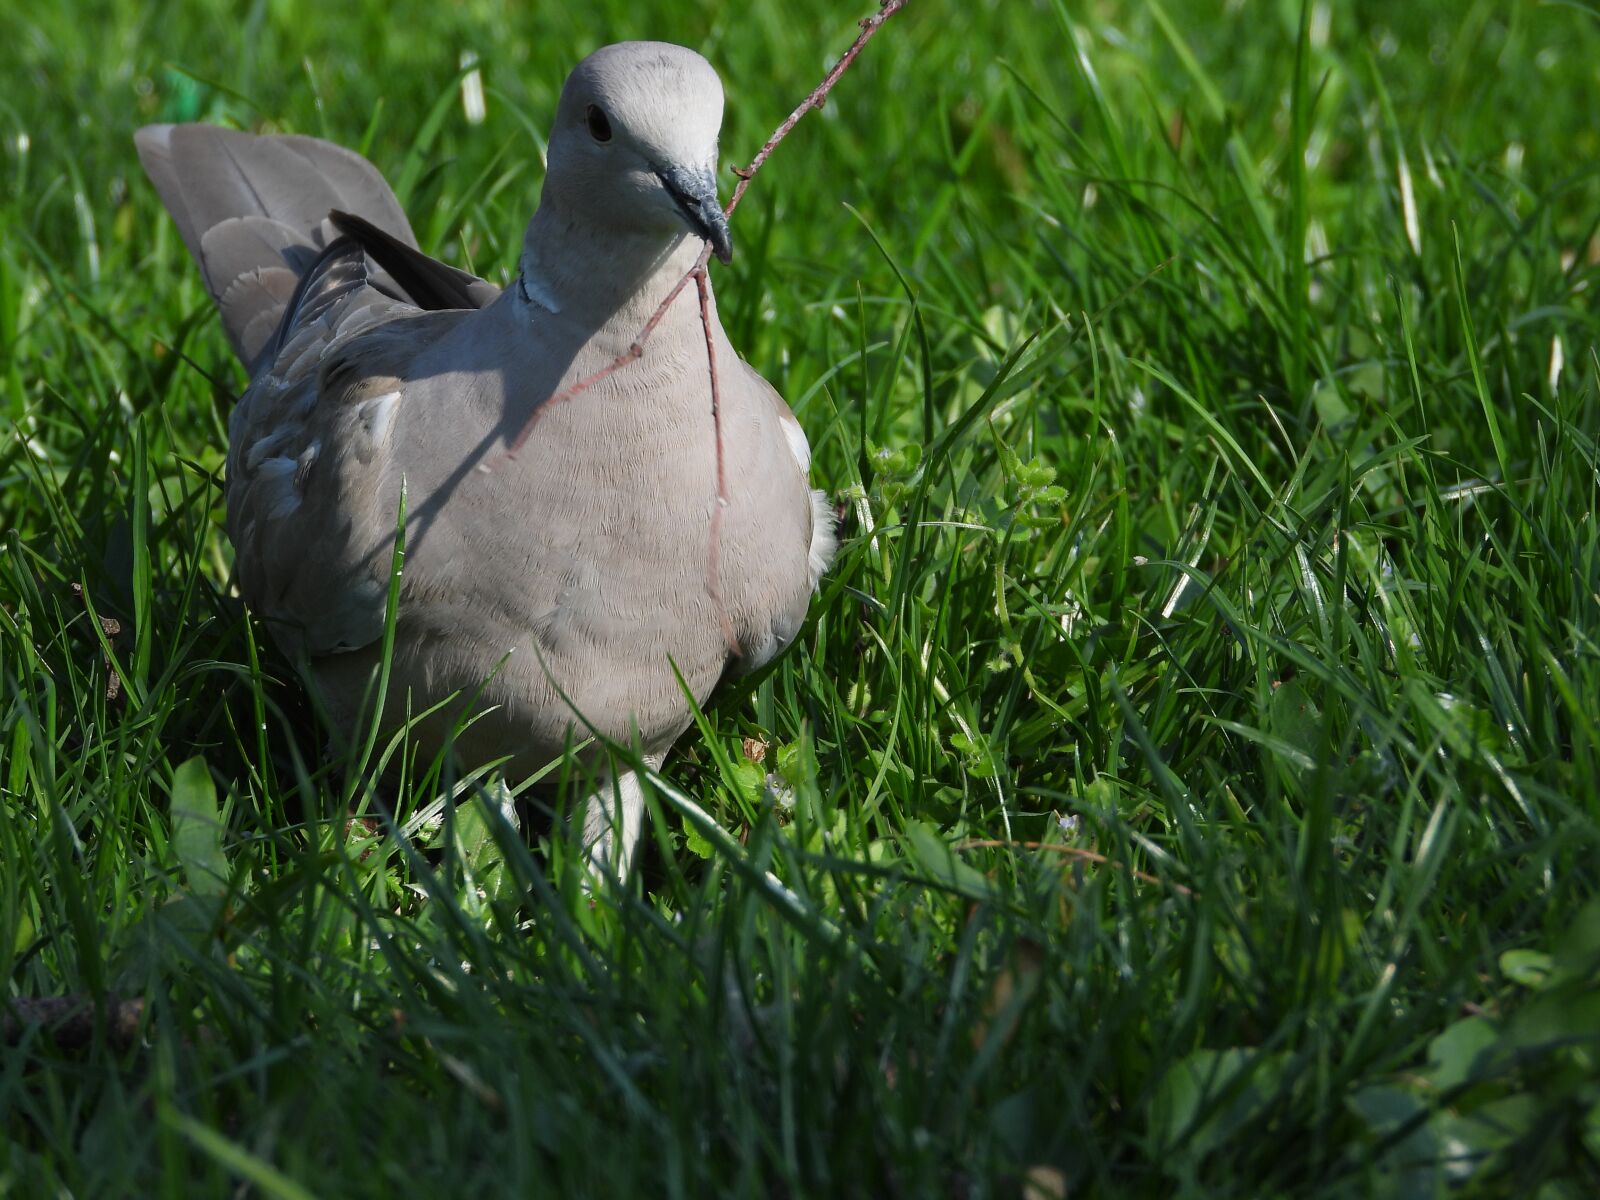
4, 0, 1600, 1194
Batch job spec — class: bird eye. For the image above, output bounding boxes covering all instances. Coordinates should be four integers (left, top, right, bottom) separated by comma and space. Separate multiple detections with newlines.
585, 104, 613, 143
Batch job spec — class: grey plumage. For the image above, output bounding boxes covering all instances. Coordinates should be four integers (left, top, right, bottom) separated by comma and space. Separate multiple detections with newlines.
137, 42, 835, 875
134, 124, 418, 364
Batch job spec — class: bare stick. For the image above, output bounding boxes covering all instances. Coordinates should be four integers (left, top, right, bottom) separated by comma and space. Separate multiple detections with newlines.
695, 267, 742, 655
725, 0, 909, 218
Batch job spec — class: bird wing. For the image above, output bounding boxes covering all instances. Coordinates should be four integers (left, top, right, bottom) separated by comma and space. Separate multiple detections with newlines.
741, 360, 836, 591
136, 124, 507, 654
135, 124, 501, 368
225, 238, 475, 658
329, 210, 503, 312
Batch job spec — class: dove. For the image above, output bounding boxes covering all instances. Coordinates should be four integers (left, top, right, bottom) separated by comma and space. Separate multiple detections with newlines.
136, 41, 835, 875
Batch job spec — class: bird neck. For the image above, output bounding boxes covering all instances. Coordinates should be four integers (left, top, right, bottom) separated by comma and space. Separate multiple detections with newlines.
517, 204, 710, 337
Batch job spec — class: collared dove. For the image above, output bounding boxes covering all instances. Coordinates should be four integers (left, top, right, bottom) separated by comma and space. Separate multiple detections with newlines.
136, 41, 835, 874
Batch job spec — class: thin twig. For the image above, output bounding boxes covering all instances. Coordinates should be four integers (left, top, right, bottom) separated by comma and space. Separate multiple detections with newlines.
695, 266, 741, 655
954, 839, 1194, 896
725, 0, 909, 217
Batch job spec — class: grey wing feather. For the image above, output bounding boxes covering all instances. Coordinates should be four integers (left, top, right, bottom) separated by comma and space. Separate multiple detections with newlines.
135, 123, 424, 370
330, 209, 501, 311
136, 120, 492, 657
267, 239, 391, 374
133, 125, 206, 269
171, 127, 367, 251
224, 237, 450, 655
229, 304, 473, 657
276, 135, 418, 248
742, 361, 836, 589
220, 268, 301, 368
197, 216, 322, 291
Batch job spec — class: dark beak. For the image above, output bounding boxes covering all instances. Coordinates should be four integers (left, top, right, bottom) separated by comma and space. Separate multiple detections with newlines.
657, 164, 733, 264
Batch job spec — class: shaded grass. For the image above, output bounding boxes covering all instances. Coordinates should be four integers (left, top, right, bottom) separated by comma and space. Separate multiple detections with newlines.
4, 0, 1600, 1195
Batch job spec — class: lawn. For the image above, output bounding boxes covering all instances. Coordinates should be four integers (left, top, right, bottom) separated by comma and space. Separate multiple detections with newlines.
4, 0, 1600, 1195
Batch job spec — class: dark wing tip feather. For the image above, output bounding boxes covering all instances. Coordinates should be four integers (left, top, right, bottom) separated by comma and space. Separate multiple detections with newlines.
268, 236, 371, 362
328, 210, 500, 312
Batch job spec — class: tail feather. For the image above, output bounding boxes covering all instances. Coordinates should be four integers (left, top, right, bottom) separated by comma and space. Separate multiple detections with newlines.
134, 125, 204, 268
274, 135, 415, 248
135, 123, 417, 369
220, 268, 301, 370
198, 216, 322, 295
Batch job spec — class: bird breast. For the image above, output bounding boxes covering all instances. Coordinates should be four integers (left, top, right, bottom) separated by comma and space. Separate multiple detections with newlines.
311, 329, 816, 771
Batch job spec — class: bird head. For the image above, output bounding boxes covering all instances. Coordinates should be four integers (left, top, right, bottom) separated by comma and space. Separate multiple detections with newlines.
544, 41, 733, 264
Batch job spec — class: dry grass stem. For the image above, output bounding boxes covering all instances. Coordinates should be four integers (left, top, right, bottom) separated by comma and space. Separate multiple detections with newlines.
954, 839, 1194, 896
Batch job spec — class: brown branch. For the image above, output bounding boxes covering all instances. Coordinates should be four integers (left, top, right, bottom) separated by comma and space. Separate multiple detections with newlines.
3, 994, 146, 1051
725, 0, 909, 218
695, 266, 742, 655
954, 839, 1194, 896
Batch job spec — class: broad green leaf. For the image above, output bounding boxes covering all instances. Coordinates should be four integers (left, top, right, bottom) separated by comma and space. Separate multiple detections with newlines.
903, 821, 993, 900
170, 755, 226, 899
1554, 896, 1600, 976
1149, 1048, 1291, 1164
1426, 1017, 1499, 1091
1500, 949, 1554, 988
